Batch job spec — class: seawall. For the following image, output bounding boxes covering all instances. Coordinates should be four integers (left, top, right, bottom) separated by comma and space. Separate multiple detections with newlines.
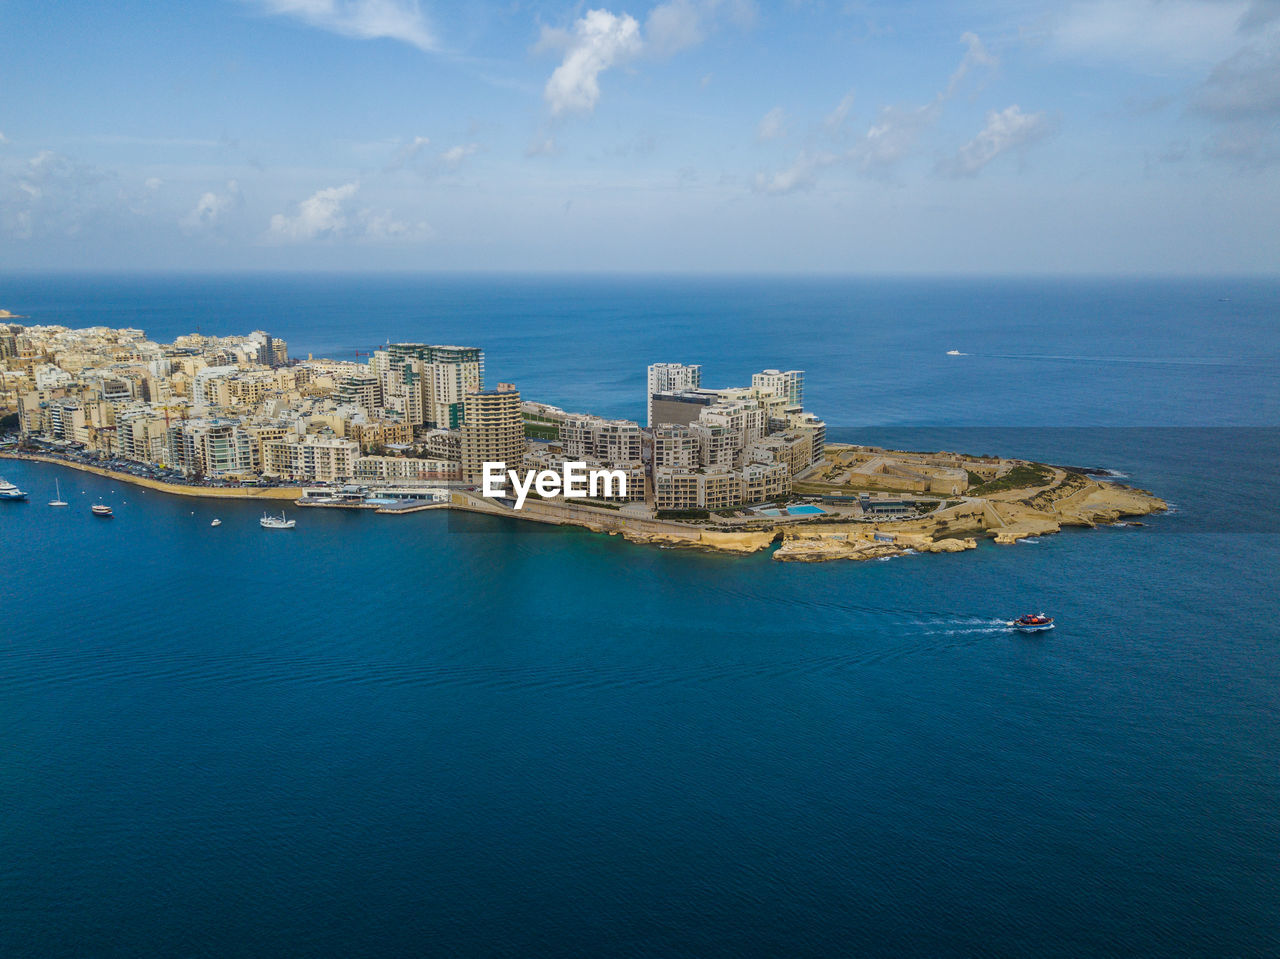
0, 452, 303, 501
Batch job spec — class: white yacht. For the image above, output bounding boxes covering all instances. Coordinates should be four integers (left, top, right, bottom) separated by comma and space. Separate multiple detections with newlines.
0, 476, 28, 501
49, 478, 68, 507
211, 518, 222, 527
259, 511, 296, 530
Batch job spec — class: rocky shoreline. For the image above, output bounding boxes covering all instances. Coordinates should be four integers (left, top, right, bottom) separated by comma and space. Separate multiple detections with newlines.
772, 470, 1166, 562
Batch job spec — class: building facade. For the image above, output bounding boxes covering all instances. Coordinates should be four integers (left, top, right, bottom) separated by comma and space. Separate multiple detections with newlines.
460, 383, 525, 483
646, 362, 702, 427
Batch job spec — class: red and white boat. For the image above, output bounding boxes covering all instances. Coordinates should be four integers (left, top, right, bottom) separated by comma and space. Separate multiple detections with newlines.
1009, 612, 1054, 632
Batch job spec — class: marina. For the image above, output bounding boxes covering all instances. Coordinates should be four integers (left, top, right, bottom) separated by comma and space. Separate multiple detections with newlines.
297, 484, 451, 511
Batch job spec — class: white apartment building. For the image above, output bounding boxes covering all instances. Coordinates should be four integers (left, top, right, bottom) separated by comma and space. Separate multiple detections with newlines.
651, 425, 700, 469
746, 432, 815, 477
34, 364, 74, 390
116, 409, 172, 464
653, 461, 791, 511
175, 420, 256, 476
752, 369, 805, 406
374, 344, 484, 430
559, 415, 644, 465
46, 401, 86, 443
336, 373, 382, 414
523, 449, 647, 503
699, 401, 768, 453
262, 433, 360, 483
354, 455, 461, 484
689, 422, 737, 468
785, 411, 826, 465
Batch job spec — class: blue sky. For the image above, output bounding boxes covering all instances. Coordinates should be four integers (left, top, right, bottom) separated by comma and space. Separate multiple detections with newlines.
1, 0, 1277, 272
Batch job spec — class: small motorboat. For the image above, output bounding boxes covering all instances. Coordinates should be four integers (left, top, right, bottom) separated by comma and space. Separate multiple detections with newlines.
211, 518, 222, 527
1009, 612, 1054, 632
91, 503, 113, 518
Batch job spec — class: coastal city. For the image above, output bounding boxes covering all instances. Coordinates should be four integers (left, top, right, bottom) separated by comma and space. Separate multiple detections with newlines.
0, 319, 1165, 559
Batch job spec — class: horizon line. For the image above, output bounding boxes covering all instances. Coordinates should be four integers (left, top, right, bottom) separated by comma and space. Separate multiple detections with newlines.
1, 268, 1278, 281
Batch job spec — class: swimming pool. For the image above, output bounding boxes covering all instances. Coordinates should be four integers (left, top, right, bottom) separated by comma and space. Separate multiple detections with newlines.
786, 505, 827, 515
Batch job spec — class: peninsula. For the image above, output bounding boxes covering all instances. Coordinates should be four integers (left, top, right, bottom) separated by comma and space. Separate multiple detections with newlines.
0, 320, 1165, 560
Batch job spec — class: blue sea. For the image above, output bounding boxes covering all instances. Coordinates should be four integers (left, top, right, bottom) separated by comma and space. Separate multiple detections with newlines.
2, 275, 1279, 957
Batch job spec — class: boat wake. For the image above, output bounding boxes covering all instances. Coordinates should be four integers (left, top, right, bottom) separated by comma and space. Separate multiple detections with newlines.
942, 624, 1014, 636
983, 351, 1231, 367
907, 616, 1014, 637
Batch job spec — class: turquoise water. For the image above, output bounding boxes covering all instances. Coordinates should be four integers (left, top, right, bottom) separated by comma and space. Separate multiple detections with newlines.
2, 276, 1279, 957
786, 505, 826, 515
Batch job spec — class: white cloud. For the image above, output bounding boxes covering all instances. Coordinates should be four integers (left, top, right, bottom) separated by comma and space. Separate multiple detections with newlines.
0, 131, 8, 145
361, 209, 432, 241
525, 133, 558, 157
755, 32, 998, 192
384, 135, 431, 172
144, 177, 164, 191
440, 142, 479, 167
183, 180, 242, 231
853, 102, 939, 172
540, 1, 755, 116
941, 105, 1051, 176
267, 181, 427, 242
646, 0, 756, 57
847, 32, 995, 174
757, 106, 787, 141
753, 151, 836, 194
943, 31, 996, 98
1053, 1, 1280, 166
3, 151, 107, 239
1194, 22, 1280, 118
1052, 0, 1248, 67
268, 182, 359, 240
1181, 10, 1280, 166
646, 0, 707, 58
825, 91, 856, 132
249, 0, 437, 52
544, 10, 643, 115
